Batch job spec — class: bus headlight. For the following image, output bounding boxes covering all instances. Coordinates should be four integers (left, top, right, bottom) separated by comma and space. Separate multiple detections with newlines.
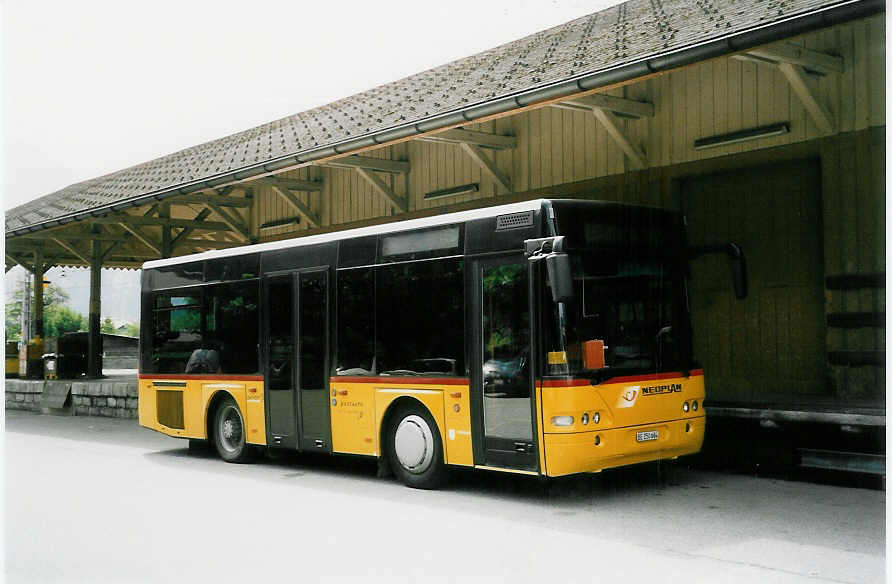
682, 402, 690, 413
593, 412, 600, 424
581, 413, 589, 425
551, 416, 574, 427
692, 400, 699, 411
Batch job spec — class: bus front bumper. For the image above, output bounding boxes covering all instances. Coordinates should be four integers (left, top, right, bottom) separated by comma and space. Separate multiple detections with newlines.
542, 415, 705, 477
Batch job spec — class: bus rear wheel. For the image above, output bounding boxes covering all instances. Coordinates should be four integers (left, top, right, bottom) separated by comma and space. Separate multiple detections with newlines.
387, 404, 446, 489
212, 396, 255, 463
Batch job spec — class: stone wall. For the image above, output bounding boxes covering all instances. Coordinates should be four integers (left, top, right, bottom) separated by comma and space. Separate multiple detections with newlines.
5, 379, 138, 419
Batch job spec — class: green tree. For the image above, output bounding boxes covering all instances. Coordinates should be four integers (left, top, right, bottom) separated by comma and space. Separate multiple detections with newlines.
5, 282, 85, 341
44, 306, 86, 337
5, 301, 22, 341
124, 322, 140, 337
100, 317, 117, 334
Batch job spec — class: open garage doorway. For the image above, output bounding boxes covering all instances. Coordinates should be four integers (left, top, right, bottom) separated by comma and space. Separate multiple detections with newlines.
682, 159, 826, 406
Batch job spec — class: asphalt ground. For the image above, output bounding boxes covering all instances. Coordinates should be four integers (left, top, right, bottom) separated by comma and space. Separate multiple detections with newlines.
4, 410, 886, 583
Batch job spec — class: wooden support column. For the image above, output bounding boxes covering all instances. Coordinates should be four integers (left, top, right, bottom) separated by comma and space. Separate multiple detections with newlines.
160, 202, 172, 258
87, 236, 102, 378
33, 249, 44, 339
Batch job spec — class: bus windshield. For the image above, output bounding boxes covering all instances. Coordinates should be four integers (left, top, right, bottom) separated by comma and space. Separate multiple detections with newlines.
543, 252, 687, 379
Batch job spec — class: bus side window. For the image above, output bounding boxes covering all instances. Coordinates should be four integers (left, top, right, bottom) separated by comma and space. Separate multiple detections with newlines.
204, 281, 260, 374
150, 291, 201, 374
336, 268, 375, 375
376, 258, 464, 376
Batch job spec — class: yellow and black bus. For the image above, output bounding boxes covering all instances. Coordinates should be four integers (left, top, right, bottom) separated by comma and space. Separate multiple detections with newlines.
139, 199, 735, 488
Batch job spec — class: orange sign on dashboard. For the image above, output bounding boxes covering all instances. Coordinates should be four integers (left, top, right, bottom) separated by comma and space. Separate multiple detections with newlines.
583, 340, 605, 370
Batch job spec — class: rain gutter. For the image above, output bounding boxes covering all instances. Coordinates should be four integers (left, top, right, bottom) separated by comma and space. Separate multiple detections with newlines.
6, 0, 883, 238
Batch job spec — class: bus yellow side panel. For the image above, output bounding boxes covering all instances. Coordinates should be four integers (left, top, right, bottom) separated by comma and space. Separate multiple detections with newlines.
200, 382, 266, 446
441, 387, 472, 467
329, 382, 377, 455
328, 381, 473, 466
373, 386, 473, 466
138, 378, 265, 446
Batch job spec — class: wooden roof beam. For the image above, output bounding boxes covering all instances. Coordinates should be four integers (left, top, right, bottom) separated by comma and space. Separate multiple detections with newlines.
270, 185, 320, 229
179, 239, 241, 250
416, 128, 517, 150
458, 143, 511, 193
591, 107, 648, 170
355, 168, 407, 213
746, 42, 843, 75
204, 203, 252, 242
254, 176, 323, 192
21, 232, 123, 242
168, 193, 252, 208
320, 155, 409, 174
553, 93, 654, 118
92, 215, 230, 230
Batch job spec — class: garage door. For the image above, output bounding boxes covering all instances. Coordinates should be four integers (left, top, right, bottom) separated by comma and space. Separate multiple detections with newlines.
683, 159, 825, 404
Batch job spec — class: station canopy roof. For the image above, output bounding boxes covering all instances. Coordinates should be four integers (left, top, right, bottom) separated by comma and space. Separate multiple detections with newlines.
5, 0, 876, 237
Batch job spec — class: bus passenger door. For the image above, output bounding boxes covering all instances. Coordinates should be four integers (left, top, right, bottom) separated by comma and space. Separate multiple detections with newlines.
472, 257, 538, 471
264, 274, 298, 449
296, 269, 331, 452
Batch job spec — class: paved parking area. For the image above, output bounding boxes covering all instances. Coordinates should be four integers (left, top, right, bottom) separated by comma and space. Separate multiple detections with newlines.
4, 410, 885, 583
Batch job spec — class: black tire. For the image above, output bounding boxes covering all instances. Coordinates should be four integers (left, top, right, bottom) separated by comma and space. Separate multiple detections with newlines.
386, 403, 447, 489
212, 396, 255, 463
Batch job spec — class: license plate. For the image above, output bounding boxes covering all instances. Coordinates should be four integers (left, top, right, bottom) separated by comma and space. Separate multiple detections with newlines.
636, 430, 659, 442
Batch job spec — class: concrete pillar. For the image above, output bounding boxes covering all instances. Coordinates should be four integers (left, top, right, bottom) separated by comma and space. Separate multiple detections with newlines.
87, 238, 102, 378
33, 250, 44, 339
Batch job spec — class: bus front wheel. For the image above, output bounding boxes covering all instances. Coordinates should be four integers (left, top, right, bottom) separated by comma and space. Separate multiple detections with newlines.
386, 404, 446, 489
212, 396, 255, 463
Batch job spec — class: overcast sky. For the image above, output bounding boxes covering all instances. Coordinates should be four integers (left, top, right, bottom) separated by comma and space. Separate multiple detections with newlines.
3, 0, 621, 322
3, 0, 622, 210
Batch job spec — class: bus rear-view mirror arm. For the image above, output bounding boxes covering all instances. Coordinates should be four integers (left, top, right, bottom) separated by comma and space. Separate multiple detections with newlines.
689, 243, 748, 300
525, 236, 574, 303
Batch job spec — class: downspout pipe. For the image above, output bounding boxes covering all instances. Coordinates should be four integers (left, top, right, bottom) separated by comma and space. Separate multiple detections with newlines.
6, 0, 884, 238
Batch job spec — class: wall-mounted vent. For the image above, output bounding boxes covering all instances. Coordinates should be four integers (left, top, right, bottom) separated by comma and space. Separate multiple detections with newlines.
496, 211, 534, 231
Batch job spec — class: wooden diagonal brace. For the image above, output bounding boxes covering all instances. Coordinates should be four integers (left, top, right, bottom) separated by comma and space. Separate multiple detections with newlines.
6, 251, 35, 273
118, 223, 161, 255
50, 237, 90, 264
355, 168, 407, 213
778, 62, 835, 135
101, 239, 123, 260
270, 185, 320, 228
171, 208, 212, 247
206, 203, 251, 242
591, 107, 648, 170
459, 143, 511, 193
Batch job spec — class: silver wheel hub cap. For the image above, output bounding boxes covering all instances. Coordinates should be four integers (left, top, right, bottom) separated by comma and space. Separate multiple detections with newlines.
394, 415, 434, 474
219, 407, 242, 452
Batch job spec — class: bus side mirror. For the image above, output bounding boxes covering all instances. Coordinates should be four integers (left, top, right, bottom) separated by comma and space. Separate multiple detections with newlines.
546, 253, 574, 303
